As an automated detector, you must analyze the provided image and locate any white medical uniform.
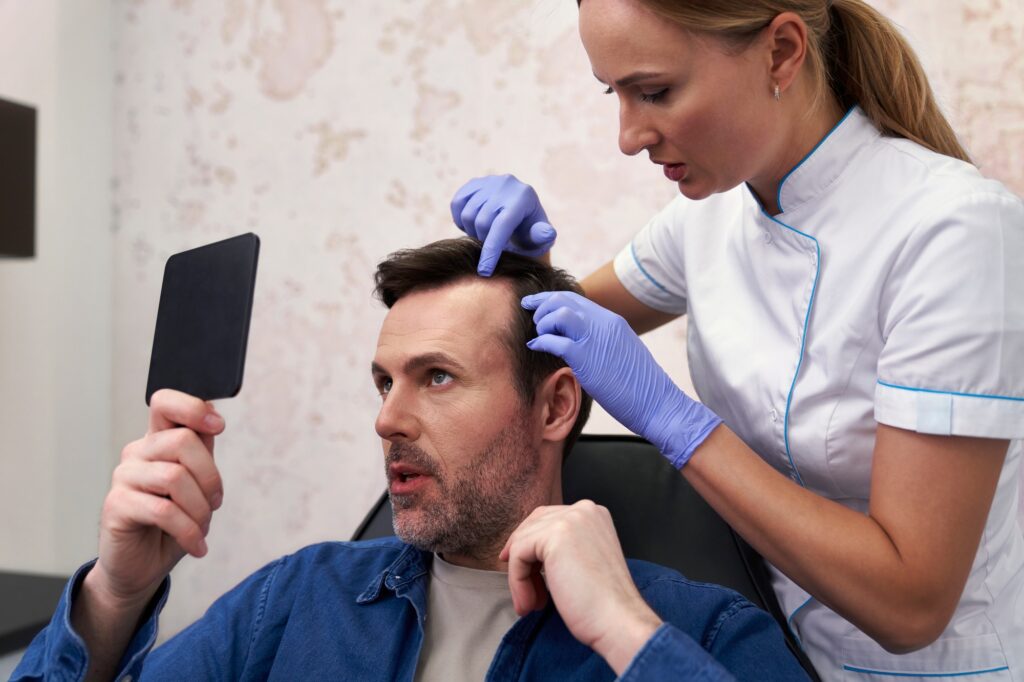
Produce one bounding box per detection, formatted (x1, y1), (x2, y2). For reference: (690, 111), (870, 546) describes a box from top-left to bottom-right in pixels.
(613, 107), (1024, 680)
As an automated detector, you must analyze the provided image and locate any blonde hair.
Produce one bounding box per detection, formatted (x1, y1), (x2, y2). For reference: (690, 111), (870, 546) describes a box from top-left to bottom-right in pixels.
(635, 0), (972, 163)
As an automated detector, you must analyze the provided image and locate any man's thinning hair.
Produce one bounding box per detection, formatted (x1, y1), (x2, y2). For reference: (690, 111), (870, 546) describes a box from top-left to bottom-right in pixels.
(373, 238), (592, 457)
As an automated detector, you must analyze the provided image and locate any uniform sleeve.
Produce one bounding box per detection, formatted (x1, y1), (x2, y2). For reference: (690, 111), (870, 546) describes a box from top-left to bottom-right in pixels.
(875, 190), (1024, 438)
(613, 196), (690, 315)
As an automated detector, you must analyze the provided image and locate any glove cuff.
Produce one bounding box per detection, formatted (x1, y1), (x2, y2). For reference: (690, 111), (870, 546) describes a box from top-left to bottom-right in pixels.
(648, 396), (722, 470)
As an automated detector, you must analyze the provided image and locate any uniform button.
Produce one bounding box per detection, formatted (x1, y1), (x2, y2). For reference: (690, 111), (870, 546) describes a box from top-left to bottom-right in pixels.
(769, 408), (779, 422)
(763, 231), (773, 244)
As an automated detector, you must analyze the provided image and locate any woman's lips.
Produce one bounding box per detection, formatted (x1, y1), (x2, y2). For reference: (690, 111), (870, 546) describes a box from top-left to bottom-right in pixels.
(663, 163), (687, 182)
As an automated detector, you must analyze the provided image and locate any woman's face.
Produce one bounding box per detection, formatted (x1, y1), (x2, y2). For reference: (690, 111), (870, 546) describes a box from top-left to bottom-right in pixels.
(579, 0), (780, 201)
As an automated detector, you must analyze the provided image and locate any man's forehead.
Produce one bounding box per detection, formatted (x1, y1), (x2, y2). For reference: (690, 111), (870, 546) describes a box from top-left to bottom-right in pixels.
(374, 278), (517, 366)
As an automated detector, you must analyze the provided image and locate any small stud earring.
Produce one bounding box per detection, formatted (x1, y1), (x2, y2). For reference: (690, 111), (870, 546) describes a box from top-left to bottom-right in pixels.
(774, 84), (781, 101)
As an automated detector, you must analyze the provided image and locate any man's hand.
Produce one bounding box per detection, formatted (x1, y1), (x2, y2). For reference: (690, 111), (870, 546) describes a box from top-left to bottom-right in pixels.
(500, 501), (663, 675)
(72, 389), (225, 681)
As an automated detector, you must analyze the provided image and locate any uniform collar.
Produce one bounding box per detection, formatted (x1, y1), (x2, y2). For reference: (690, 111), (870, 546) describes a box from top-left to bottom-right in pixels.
(764, 105), (879, 216)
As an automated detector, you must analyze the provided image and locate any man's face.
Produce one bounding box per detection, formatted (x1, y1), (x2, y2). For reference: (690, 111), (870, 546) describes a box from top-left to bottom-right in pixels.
(371, 278), (544, 559)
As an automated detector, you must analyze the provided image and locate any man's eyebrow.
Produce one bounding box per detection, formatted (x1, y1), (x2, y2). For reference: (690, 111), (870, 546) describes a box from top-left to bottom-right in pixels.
(370, 352), (467, 377)
(594, 71), (666, 88)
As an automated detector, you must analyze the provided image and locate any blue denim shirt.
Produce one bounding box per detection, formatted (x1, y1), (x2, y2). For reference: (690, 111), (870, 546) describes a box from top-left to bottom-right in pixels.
(14, 537), (808, 681)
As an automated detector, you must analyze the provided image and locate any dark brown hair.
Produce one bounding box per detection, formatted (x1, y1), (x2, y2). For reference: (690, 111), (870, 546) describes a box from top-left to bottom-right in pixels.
(374, 238), (593, 457)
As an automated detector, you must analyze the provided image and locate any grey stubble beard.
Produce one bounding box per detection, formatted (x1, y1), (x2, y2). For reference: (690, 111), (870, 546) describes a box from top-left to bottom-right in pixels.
(387, 410), (541, 561)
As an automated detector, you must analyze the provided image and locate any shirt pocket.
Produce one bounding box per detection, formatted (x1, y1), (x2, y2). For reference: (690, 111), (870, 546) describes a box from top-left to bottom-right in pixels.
(841, 633), (1010, 681)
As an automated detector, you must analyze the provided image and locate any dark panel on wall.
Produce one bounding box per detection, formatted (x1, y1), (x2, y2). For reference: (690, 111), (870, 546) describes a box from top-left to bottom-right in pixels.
(0, 97), (37, 258)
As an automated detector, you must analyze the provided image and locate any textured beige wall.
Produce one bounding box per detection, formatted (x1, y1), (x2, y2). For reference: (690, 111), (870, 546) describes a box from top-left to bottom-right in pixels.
(0, 0), (113, 576)
(106, 1), (1024, 638)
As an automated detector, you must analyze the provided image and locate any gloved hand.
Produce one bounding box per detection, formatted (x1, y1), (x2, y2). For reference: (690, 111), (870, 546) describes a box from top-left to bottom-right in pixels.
(450, 174), (558, 276)
(522, 291), (722, 468)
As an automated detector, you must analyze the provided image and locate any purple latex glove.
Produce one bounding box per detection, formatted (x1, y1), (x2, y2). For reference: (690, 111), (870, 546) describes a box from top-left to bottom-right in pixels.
(522, 291), (722, 468)
(450, 174), (557, 276)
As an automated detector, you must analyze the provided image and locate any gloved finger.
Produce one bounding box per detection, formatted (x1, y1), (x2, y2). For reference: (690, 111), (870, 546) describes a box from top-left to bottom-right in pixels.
(528, 291), (586, 327)
(472, 199), (506, 248)
(535, 305), (588, 341)
(526, 333), (575, 361)
(513, 221), (557, 257)
(521, 291), (556, 311)
(450, 178), (485, 230)
(478, 207), (522, 276)
(459, 192), (490, 241)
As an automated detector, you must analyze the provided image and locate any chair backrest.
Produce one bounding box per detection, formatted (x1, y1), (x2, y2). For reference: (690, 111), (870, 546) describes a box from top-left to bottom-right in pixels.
(352, 434), (819, 679)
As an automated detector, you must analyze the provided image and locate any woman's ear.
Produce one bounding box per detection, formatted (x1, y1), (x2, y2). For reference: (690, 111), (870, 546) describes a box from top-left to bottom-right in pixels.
(764, 11), (809, 96)
(537, 367), (582, 445)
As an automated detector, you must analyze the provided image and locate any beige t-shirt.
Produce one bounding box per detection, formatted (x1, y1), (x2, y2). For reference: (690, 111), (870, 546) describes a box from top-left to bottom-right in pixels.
(413, 554), (520, 682)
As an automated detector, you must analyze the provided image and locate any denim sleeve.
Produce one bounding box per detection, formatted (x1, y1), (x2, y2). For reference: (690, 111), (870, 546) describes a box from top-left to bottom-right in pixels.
(11, 559), (170, 682)
(620, 583), (810, 681)
(12, 556), (287, 681)
(617, 623), (736, 681)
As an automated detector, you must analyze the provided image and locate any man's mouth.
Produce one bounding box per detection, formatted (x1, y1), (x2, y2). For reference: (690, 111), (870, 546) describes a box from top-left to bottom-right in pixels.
(389, 471), (432, 496)
(387, 460), (436, 495)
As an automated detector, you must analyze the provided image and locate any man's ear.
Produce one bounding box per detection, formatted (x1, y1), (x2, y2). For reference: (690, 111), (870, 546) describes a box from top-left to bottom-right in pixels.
(537, 367), (582, 445)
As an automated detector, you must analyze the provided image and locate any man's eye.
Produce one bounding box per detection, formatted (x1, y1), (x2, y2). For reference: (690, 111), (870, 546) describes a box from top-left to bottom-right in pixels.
(639, 89), (668, 104)
(378, 378), (393, 396)
(430, 371), (453, 387)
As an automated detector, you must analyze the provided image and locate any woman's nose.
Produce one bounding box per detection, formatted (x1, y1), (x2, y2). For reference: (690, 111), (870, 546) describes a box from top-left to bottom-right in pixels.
(618, 106), (659, 156)
(374, 385), (421, 443)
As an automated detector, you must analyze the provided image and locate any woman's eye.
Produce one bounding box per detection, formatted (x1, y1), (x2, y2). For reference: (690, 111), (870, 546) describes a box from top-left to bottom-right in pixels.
(430, 371), (453, 387)
(639, 89), (667, 104)
(603, 86), (613, 95)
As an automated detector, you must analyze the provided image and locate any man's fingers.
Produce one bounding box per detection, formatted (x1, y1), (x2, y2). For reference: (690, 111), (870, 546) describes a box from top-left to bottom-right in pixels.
(115, 460), (213, 531)
(123, 428), (224, 511)
(118, 488), (209, 557)
(148, 389), (224, 436)
(506, 541), (545, 615)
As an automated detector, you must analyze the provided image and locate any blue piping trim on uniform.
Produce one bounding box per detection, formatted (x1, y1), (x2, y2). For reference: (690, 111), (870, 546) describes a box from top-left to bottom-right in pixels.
(785, 596), (813, 651)
(841, 665), (1010, 678)
(877, 380), (1024, 403)
(776, 106), (857, 213)
(630, 240), (670, 294)
(761, 211), (819, 488)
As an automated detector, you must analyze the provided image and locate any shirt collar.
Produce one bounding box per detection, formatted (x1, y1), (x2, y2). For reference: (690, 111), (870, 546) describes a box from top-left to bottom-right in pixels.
(768, 105), (879, 215)
(356, 542), (431, 604)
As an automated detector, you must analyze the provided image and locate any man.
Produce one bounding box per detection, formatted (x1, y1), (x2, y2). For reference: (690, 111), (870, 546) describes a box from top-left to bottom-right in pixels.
(15, 238), (807, 681)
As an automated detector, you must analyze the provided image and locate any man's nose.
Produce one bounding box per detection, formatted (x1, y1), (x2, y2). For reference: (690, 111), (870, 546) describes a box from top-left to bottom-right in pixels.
(374, 384), (421, 442)
(618, 105), (659, 156)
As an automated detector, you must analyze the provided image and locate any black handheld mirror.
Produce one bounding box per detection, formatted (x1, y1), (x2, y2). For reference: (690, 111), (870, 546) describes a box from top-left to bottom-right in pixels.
(145, 233), (260, 405)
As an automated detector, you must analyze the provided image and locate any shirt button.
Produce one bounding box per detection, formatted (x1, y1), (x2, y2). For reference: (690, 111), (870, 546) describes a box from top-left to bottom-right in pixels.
(121, 676), (133, 682)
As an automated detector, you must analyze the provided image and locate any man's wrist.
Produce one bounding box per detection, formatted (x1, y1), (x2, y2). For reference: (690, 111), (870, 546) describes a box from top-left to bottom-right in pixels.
(82, 565), (159, 613)
(591, 603), (664, 676)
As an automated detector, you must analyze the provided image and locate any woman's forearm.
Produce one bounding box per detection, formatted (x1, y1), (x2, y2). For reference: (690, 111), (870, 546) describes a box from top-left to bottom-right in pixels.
(682, 425), (1004, 653)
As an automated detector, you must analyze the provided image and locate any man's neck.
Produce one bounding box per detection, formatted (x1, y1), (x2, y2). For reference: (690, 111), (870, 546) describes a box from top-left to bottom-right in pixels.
(441, 484), (564, 572)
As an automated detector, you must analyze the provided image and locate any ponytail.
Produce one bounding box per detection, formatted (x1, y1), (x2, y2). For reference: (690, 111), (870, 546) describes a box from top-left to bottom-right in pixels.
(825, 0), (971, 162)
(634, 0), (972, 163)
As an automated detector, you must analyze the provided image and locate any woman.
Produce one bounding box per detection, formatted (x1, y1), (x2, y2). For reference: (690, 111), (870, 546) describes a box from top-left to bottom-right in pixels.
(453, 0), (1024, 678)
